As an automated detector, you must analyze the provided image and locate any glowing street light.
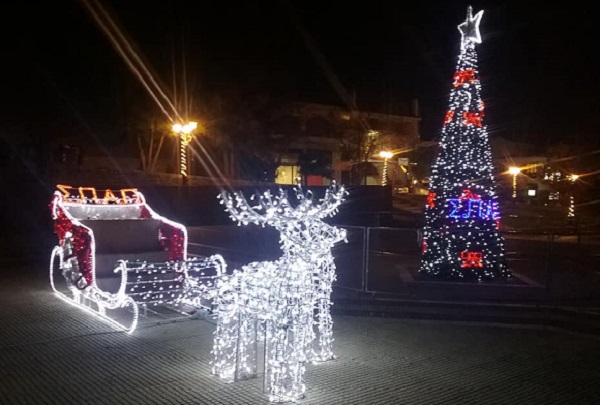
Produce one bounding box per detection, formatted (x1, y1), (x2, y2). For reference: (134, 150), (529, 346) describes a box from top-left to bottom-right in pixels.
(508, 166), (521, 200)
(172, 121), (198, 185)
(568, 174), (579, 220)
(379, 151), (394, 186)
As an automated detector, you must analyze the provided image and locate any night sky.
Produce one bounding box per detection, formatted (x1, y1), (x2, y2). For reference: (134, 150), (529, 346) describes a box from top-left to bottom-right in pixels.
(3, 0), (598, 148)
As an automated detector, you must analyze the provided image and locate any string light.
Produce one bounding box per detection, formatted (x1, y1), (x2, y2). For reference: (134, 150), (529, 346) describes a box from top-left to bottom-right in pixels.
(420, 6), (510, 281)
(567, 195), (575, 218)
(172, 122), (198, 181)
(567, 174), (578, 220)
(379, 151), (393, 186)
(447, 190), (499, 220)
(49, 185), (224, 334)
(211, 182), (347, 402)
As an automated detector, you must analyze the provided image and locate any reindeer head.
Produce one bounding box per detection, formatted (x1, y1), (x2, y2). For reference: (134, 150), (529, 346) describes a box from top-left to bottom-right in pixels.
(219, 182), (348, 255)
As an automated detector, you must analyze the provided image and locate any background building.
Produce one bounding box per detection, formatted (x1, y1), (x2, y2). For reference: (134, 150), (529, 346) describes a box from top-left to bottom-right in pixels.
(274, 101), (421, 187)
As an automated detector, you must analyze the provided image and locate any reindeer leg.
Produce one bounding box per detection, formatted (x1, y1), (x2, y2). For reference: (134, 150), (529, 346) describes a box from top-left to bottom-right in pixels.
(234, 314), (259, 380)
(313, 260), (336, 362)
(211, 277), (240, 380)
(266, 321), (308, 402)
(314, 297), (334, 362)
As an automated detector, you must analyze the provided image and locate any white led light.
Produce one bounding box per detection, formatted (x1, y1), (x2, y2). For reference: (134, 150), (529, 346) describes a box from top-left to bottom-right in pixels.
(211, 182), (347, 402)
(420, 7), (509, 280)
(49, 186), (224, 334)
(458, 6), (484, 49)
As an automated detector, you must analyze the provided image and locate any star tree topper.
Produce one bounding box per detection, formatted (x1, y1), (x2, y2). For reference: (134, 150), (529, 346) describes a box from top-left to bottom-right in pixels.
(458, 5), (483, 49)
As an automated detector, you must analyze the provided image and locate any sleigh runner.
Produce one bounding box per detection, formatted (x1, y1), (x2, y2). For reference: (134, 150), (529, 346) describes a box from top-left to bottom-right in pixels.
(49, 185), (225, 333)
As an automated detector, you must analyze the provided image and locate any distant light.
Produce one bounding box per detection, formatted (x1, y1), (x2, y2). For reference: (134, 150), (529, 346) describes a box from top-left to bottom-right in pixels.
(508, 166), (521, 175)
(172, 123), (183, 133)
(527, 189), (537, 197)
(570, 174), (579, 181)
(183, 122), (198, 134)
(379, 151), (393, 159)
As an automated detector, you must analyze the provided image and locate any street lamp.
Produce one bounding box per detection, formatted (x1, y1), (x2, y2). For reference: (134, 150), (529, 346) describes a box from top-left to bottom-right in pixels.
(172, 121), (198, 185)
(567, 174), (579, 220)
(379, 151), (394, 186)
(508, 166), (521, 200)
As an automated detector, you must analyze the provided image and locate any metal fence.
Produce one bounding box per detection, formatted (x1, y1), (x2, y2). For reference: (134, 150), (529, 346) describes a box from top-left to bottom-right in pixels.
(187, 224), (600, 305)
(334, 226), (600, 304)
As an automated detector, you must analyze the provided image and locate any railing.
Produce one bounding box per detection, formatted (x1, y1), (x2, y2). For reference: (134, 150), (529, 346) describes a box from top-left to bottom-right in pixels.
(187, 224), (600, 306)
(335, 226), (600, 305)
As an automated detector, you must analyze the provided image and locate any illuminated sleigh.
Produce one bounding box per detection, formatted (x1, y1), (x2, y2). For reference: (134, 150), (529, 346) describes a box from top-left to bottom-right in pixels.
(49, 185), (226, 334)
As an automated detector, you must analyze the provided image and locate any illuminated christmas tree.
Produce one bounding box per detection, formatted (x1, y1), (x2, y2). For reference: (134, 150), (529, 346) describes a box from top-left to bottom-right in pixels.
(419, 6), (510, 280)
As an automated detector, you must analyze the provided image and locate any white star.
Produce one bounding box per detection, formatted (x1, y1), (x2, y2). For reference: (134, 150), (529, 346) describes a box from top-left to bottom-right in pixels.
(458, 5), (484, 48)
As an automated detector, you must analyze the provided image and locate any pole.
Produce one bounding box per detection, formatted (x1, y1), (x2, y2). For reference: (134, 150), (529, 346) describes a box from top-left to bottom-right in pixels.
(173, 122), (197, 186)
(382, 158), (389, 186)
(512, 173), (517, 200)
(180, 134), (188, 185)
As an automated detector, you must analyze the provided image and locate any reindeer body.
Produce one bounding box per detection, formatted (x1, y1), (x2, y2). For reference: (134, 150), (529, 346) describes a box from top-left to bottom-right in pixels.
(211, 183), (347, 402)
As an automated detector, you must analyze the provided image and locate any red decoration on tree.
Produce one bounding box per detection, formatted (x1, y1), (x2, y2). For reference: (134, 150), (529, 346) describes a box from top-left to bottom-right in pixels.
(460, 251), (483, 268)
(453, 68), (476, 87)
(459, 189), (481, 200)
(462, 112), (483, 127)
(422, 239), (427, 255)
(444, 110), (455, 125)
(427, 192), (437, 208)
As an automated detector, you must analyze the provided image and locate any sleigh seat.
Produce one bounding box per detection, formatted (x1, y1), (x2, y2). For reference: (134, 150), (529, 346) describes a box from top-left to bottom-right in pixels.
(80, 218), (170, 294)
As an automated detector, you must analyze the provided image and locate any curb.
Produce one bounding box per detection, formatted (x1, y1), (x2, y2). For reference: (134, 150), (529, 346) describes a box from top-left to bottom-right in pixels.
(331, 296), (600, 337)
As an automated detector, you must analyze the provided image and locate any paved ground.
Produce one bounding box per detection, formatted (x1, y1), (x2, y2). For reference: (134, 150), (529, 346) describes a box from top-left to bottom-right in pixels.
(1, 264), (600, 405)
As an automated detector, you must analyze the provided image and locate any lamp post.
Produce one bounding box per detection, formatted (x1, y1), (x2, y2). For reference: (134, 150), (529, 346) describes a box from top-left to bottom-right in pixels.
(508, 166), (521, 201)
(172, 121), (197, 185)
(379, 151), (393, 186)
(567, 174), (579, 221)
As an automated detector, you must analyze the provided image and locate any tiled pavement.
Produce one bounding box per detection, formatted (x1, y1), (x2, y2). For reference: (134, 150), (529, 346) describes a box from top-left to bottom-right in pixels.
(1, 267), (600, 405)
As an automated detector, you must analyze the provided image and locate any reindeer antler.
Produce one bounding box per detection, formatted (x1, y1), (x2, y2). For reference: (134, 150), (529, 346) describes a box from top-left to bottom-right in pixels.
(220, 189), (275, 226)
(293, 181), (347, 219)
(219, 182), (347, 226)
(292, 184), (315, 213)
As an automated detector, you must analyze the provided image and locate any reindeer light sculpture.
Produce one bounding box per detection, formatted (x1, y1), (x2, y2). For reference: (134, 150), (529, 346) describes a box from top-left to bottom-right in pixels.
(212, 182), (347, 402)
